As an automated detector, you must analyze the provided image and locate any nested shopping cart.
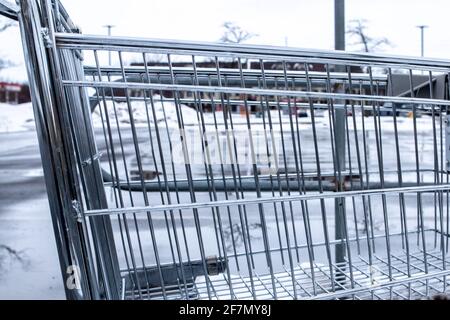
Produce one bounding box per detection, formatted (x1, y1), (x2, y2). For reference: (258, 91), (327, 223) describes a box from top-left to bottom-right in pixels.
(3, 0), (450, 300)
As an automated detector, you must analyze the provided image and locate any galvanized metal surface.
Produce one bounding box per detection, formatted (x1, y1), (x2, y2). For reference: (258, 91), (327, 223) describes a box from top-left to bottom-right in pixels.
(0, 0), (19, 20)
(3, 0), (450, 300)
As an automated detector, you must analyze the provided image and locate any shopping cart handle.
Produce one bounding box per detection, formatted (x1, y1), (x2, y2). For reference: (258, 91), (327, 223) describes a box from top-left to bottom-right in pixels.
(123, 256), (227, 292)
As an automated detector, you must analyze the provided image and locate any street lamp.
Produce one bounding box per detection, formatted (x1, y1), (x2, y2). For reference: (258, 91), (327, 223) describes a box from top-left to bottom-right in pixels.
(103, 24), (115, 65)
(416, 25), (428, 57)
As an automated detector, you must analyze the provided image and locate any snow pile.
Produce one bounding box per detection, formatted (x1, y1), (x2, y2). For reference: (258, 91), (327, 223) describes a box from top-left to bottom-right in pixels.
(0, 99), (441, 136)
(91, 95), (199, 128)
(0, 103), (35, 133)
(347, 115), (438, 134)
(0, 66), (29, 84)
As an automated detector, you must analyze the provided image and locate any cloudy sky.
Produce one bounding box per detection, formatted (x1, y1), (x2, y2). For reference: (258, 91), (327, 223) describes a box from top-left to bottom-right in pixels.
(0, 0), (449, 79)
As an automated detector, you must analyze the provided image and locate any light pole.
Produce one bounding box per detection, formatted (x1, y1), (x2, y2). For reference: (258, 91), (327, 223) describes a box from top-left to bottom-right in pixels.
(334, 0), (346, 274)
(416, 25), (428, 57)
(103, 24), (115, 65)
(335, 0), (345, 51)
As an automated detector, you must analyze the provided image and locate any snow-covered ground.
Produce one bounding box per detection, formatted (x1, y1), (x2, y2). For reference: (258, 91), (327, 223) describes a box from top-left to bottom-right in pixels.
(90, 95), (329, 131)
(0, 66), (29, 85)
(0, 130), (64, 299)
(86, 97), (443, 135)
(0, 98), (439, 135)
(0, 103), (35, 133)
(91, 95), (199, 128)
(0, 98), (444, 300)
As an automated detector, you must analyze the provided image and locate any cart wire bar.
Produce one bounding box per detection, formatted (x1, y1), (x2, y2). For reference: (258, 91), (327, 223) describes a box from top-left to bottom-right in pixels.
(3, 0), (450, 300)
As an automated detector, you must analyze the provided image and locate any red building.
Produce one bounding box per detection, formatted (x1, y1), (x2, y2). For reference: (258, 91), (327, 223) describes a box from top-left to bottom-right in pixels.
(0, 66), (31, 104)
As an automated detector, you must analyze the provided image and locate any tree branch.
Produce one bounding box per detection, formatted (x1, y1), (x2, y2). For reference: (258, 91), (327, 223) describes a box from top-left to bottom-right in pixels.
(0, 21), (14, 33)
(220, 21), (258, 44)
(346, 19), (392, 53)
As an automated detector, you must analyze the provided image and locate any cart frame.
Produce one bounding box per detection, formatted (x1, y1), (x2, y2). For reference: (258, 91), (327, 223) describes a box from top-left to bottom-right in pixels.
(2, 0), (450, 300)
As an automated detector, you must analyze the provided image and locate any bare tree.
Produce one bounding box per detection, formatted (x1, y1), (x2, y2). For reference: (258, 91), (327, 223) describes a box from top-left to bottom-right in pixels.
(346, 19), (391, 53)
(220, 21), (258, 44)
(219, 22), (258, 70)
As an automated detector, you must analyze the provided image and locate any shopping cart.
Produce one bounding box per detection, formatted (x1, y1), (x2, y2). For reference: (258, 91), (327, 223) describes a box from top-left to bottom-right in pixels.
(3, 0), (450, 300)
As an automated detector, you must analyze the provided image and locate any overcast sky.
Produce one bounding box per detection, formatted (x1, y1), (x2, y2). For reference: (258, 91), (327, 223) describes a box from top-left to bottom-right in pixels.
(1, 0), (449, 78)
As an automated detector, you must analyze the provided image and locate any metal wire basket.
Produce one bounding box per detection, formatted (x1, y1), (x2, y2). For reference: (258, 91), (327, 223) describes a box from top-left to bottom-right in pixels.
(3, 0), (450, 300)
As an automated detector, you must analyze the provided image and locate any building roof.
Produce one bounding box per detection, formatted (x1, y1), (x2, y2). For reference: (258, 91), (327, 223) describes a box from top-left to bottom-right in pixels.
(0, 65), (28, 84)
